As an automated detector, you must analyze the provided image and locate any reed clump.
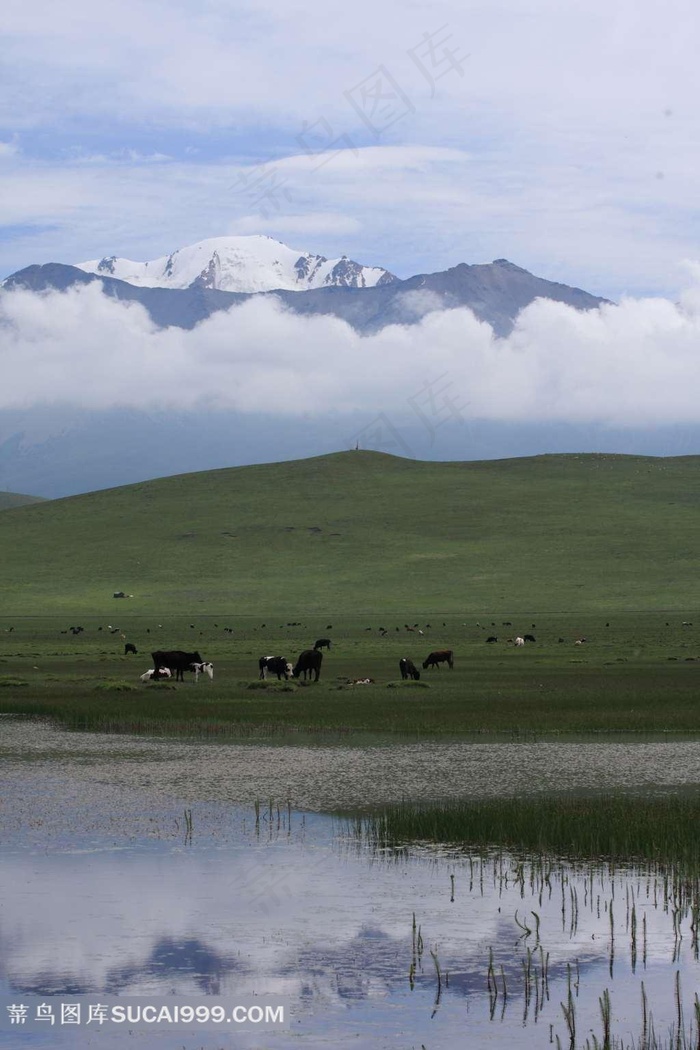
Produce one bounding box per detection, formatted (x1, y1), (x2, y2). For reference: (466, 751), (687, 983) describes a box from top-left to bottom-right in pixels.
(360, 793), (700, 871)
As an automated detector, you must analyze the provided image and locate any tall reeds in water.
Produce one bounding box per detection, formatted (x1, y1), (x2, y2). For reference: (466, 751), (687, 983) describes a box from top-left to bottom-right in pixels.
(358, 793), (700, 874)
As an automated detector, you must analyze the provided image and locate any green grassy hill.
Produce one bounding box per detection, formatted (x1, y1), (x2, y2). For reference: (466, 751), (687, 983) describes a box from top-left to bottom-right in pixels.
(1, 450), (699, 614)
(0, 491), (44, 511)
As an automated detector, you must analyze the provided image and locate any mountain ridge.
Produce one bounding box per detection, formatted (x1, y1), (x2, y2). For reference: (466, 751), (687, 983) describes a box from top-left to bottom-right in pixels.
(3, 251), (611, 338)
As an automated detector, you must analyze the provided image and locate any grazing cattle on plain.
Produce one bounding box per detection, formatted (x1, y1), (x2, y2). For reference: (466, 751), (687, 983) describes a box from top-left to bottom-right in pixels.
(293, 649), (323, 681)
(574, 638), (586, 646)
(314, 638), (332, 650)
(523, 634), (536, 643)
(192, 661), (214, 682)
(399, 657), (421, 680)
(151, 650), (203, 682)
(486, 636), (498, 644)
(124, 642), (138, 656)
(140, 667), (172, 682)
(514, 637), (525, 647)
(259, 656), (292, 680)
(422, 650), (454, 670)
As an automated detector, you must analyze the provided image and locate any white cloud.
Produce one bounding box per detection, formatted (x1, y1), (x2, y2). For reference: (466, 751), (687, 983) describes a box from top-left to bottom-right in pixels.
(228, 211), (362, 238)
(2, 274), (700, 426)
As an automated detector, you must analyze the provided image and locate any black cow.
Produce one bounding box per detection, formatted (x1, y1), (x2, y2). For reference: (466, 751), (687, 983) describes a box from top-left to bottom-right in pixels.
(259, 655), (292, 680)
(314, 638), (332, 650)
(151, 650), (203, 682)
(399, 657), (420, 680)
(422, 649), (454, 670)
(486, 636), (498, 643)
(523, 634), (536, 643)
(293, 649), (323, 681)
(124, 642), (138, 655)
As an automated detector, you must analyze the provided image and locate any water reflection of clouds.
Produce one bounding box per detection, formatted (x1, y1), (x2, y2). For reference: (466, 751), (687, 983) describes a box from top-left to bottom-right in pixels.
(0, 836), (696, 1029)
(3, 721), (700, 1048)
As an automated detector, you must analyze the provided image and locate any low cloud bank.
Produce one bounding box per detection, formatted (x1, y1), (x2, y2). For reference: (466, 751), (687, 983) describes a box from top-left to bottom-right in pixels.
(2, 272), (700, 426)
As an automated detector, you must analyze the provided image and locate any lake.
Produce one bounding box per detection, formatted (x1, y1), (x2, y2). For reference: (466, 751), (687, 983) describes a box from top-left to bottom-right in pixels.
(2, 718), (700, 1048)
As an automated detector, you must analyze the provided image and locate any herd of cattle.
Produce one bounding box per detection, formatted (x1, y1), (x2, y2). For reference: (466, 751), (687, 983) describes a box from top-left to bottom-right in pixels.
(135, 646), (457, 684)
(129, 628), (598, 683)
(104, 624), (606, 684)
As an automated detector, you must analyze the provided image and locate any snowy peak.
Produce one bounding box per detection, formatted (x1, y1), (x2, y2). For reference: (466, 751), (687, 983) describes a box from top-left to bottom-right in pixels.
(76, 236), (397, 294)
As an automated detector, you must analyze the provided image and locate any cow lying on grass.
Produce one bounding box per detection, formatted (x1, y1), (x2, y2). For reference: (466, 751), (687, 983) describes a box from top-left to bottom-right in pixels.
(140, 667), (172, 682)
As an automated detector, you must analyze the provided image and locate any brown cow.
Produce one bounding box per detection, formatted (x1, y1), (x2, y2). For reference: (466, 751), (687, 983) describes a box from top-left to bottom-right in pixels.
(422, 649), (454, 670)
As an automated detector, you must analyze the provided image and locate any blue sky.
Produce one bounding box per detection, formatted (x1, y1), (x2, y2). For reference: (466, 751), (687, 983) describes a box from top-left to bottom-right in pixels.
(1, 0), (698, 299)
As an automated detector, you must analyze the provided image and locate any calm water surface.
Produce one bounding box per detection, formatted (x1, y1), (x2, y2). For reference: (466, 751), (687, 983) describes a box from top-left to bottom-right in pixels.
(2, 718), (700, 1048)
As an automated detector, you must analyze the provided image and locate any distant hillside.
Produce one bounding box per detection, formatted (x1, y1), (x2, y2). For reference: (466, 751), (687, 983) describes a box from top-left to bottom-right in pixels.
(0, 491), (45, 511)
(0, 451), (698, 615)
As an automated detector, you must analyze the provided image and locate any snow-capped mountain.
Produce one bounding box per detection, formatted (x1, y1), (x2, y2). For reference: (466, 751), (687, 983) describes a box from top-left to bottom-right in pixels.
(10, 256), (610, 338)
(75, 235), (397, 294)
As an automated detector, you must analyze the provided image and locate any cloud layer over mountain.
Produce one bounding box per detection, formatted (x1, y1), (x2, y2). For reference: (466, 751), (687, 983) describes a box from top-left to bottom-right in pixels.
(2, 272), (700, 427)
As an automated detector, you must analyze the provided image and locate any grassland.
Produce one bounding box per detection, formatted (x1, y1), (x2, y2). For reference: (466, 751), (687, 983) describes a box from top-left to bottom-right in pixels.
(0, 450), (699, 614)
(1, 610), (699, 735)
(0, 450), (698, 736)
(0, 491), (44, 511)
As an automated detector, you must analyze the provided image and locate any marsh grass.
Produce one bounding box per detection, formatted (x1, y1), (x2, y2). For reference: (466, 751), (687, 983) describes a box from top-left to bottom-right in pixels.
(360, 793), (700, 871)
(580, 982), (700, 1049)
(93, 681), (139, 693)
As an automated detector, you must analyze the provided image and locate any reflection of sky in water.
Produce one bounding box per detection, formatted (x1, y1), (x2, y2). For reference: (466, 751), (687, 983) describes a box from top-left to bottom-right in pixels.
(1, 719), (700, 1048)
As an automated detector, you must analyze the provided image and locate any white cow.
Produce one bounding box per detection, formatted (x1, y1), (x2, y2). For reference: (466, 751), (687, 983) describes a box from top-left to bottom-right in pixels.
(514, 636), (525, 647)
(192, 661), (214, 682)
(140, 667), (172, 682)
